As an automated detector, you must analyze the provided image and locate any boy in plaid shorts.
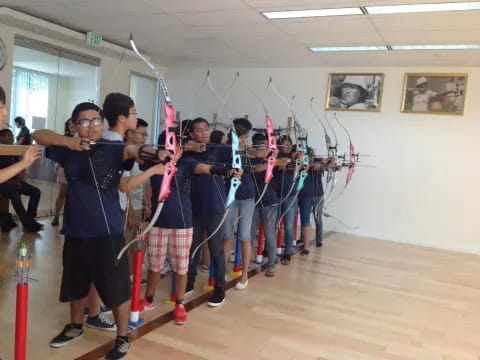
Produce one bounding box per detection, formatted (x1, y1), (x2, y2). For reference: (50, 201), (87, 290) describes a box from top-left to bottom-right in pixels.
(140, 131), (241, 324)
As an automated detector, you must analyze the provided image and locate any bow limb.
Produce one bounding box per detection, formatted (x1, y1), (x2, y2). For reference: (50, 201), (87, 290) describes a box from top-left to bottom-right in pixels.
(116, 35), (179, 261)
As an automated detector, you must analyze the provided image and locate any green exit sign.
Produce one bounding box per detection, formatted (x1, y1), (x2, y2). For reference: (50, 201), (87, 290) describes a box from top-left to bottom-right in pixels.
(86, 31), (102, 47)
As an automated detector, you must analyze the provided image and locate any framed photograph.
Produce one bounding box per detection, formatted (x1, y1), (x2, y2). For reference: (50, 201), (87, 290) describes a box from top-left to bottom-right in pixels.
(401, 73), (467, 115)
(326, 73), (384, 112)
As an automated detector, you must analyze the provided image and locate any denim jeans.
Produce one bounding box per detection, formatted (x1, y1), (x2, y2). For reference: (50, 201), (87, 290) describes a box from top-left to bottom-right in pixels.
(251, 205), (279, 268)
(299, 196), (314, 228)
(279, 195), (298, 255)
(223, 198), (255, 241)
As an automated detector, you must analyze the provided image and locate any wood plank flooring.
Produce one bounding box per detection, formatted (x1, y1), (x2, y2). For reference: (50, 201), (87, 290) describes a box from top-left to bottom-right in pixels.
(3, 221), (480, 360)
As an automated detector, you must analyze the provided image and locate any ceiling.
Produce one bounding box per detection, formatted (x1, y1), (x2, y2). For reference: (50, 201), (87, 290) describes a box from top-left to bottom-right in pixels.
(2, 0), (480, 67)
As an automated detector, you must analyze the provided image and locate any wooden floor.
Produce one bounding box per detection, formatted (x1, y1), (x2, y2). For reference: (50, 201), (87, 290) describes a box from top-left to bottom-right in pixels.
(3, 224), (480, 360)
(128, 235), (480, 360)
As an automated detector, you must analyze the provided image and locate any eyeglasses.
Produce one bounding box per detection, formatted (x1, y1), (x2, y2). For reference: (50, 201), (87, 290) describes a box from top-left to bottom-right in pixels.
(77, 117), (103, 127)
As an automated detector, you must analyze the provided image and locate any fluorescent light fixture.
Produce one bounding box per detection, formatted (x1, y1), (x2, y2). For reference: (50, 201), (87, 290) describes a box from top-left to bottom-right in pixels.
(262, 7), (363, 19)
(309, 45), (388, 52)
(392, 44), (480, 50)
(365, 1), (480, 15)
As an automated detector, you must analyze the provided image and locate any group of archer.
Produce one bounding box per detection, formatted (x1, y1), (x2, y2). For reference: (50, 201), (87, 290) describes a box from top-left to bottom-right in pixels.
(1, 83), (337, 359)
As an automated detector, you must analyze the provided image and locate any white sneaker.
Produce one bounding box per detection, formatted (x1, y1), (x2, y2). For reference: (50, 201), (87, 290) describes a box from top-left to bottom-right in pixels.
(160, 258), (172, 276)
(235, 280), (248, 290)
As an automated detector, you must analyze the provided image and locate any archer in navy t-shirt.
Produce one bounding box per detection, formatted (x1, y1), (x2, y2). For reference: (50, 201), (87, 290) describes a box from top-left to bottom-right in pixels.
(149, 157), (199, 229)
(46, 140), (131, 238)
(185, 143), (230, 216)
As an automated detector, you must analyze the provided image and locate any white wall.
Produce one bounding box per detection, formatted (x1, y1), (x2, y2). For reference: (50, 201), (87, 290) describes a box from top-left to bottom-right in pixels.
(166, 66), (480, 254)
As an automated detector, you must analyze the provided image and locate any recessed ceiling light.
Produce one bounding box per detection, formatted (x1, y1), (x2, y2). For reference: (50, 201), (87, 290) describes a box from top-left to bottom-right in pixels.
(391, 44), (480, 50)
(262, 7), (363, 20)
(365, 2), (480, 15)
(309, 45), (388, 52)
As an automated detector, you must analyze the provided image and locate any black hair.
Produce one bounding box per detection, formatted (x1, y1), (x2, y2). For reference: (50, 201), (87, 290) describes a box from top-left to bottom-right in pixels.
(233, 118), (252, 136)
(157, 131), (166, 147)
(252, 133), (266, 145)
(102, 93), (134, 128)
(71, 102), (102, 124)
(180, 119), (193, 139)
(279, 135), (292, 145)
(210, 130), (225, 144)
(64, 118), (73, 137)
(0, 86), (5, 104)
(0, 129), (13, 138)
(14, 116), (25, 126)
(226, 117), (252, 144)
(136, 118), (148, 128)
(190, 117), (209, 132)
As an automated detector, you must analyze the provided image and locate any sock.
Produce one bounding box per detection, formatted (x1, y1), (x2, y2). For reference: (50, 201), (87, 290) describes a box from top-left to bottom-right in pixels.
(175, 299), (184, 305)
(146, 295), (154, 303)
(72, 323), (83, 330)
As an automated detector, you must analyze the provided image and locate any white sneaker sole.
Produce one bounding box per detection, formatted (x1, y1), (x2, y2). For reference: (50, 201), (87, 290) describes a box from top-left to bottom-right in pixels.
(49, 333), (84, 348)
(207, 298), (225, 307)
(86, 323), (117, 332)
(235, 280), (248, 290)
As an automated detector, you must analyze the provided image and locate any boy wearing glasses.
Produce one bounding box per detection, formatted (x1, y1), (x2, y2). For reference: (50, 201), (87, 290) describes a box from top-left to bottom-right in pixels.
(33, 101), (171, 360)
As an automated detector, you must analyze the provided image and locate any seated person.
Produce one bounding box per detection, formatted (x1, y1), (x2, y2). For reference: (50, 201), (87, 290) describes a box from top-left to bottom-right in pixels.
(0, 129), (42, 232)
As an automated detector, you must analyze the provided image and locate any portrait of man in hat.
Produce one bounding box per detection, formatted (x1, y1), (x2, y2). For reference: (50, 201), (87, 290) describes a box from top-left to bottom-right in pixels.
(327, 73), (384, 112)
(402, 74), (467, 114)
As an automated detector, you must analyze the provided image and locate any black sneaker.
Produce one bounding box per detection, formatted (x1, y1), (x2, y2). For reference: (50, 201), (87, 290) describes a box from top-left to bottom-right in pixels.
(51, 216), (59, 226)
(300, 249), (310, 256)
(207, 288), (225, 307)
(49, 324), (84, 348)
(316, 242), (322, 248)
(104, 336), (130, 360)
(86, 312), (117, 331)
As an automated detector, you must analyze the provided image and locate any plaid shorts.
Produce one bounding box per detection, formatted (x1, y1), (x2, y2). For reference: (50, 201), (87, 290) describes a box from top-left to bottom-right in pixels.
(147, 227), (193, 275)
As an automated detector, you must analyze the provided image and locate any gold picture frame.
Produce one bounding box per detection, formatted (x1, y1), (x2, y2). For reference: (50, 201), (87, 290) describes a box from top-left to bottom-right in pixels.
(401, 73), (468, 115)
(326, 73), (384, 112)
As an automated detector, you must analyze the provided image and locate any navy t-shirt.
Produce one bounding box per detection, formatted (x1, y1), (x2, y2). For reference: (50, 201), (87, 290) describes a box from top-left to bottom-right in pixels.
(46, 140), (129, 238)
(185, 143), (230, 216)
(275, 165), (298, 200)
(17, 127), (31, 145)
(149, 157), (198, 229)
(299, 168), (324, 199)
(252, 158), (279, 207)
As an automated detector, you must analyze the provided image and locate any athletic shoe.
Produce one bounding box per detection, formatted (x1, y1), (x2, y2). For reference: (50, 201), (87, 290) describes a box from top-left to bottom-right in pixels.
(160, 258), (172, 276)
(104, 336), (130, 360)
(139, 298), (155, 311)
(49, 324), (84, 348)
(86, 312), (117, 331)
(173, 304), (187, 325)
(235, 280), (248, 290)
(207, 288), (225, 307)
